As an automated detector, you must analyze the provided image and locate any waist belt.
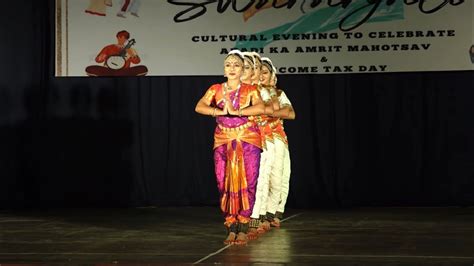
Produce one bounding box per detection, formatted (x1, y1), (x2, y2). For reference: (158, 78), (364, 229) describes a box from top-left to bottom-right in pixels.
(269, 120), (281, 128)
(218, 121), (253, 132)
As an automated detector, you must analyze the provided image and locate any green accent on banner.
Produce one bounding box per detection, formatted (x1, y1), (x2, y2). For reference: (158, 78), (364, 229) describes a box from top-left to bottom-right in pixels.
(235, 1), (404, 50)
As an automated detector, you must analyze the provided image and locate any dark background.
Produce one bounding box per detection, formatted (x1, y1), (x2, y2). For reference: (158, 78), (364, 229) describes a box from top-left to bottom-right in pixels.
(1, 1), (473, 209)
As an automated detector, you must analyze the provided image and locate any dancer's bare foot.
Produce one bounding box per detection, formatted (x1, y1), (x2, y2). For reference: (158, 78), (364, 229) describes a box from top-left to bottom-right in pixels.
(223, 232), (236, 245)
(261, 220), (271, 231)
(247, 227), (258, 240)
(271, 217), (281, 228)
(256, 224), (266, 235)
(234, 232), (248, 245)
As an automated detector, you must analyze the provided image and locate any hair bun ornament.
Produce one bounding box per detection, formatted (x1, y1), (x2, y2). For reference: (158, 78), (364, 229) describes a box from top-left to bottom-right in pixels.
(242, 51), (255, 61)
(250, 51), (261, 59)
(226, 49), (245, 61)
(228, 49), (243, 56)
(261, 57), (277, 74)
(261, 57), (273, 66)
(242, 51), (257, 68)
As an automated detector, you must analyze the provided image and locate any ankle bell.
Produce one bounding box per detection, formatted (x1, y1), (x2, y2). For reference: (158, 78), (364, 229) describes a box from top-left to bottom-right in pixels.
(249, 218), (260, 228)
(226, 223), (238, 234)
(265, 212), (275, 222)
(238, 222), (249, 234)
(275, 211), (283, 219)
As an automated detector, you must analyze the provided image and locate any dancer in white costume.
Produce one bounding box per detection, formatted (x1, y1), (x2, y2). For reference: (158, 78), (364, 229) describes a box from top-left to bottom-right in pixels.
(241, 52), (275, 240)
(262, 57), (295, 227)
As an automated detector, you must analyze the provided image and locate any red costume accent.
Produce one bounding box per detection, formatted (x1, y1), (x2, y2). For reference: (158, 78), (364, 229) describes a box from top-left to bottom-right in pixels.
(121, 0), (131, 12)
(95, 44), (141, 68)
(85, 44), (147, 77)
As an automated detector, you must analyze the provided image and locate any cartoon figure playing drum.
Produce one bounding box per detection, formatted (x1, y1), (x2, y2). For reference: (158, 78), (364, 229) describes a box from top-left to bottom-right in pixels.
(86, 30), (148, 76)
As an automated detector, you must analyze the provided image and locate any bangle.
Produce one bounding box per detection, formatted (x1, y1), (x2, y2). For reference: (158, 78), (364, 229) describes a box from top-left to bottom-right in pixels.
(238, 109), (242, 117)
(212, 107), (216, 117)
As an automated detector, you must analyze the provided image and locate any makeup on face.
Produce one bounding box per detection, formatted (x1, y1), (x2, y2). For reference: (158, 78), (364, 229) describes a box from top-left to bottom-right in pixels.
(260, 65), (272, 85)
(224, 56), (243, 80)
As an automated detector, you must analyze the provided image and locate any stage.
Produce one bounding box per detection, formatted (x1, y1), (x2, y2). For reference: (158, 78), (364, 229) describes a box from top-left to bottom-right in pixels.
(0, 207), (472, 265)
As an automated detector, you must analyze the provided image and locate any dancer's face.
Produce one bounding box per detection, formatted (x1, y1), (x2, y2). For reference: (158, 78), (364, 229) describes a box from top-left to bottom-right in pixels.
(224, 55), (243, 81)
(260, 65), (272, 86)
(252, 60), (262, 83)
(241, 59), (254, 83)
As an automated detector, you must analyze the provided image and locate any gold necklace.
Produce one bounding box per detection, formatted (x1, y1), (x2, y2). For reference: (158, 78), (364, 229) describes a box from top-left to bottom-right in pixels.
(223, 82), (241, 108)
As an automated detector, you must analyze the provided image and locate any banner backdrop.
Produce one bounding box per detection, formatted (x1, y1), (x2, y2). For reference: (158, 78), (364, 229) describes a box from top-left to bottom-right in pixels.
(56, 0), (474, 76)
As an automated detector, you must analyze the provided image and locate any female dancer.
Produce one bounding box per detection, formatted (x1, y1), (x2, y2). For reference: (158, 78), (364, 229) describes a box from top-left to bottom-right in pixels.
(195, 50), (265, 245)
(241, 52), (274, 240)
(261, 57), (295, 227)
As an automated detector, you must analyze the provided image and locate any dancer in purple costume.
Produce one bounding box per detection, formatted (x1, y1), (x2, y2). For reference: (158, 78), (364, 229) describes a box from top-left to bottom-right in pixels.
(195, 50), (265, 245)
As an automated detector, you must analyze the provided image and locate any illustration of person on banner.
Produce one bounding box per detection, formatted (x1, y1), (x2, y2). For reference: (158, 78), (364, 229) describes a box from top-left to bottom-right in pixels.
(117, 0), (142, 18)
(85, 30), (148, 76)
(85, 0), (113, 17)
(195, 50), (265, 245)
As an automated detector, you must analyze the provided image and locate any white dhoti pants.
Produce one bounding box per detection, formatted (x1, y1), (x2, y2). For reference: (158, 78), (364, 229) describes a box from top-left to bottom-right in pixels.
(251, 140), (274, 219)
(277, 145), (291, 214)
(266, 137), (286, 215)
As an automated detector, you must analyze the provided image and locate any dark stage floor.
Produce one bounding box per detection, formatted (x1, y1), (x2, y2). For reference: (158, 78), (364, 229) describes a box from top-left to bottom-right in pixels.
(0, 207), (473, 265)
